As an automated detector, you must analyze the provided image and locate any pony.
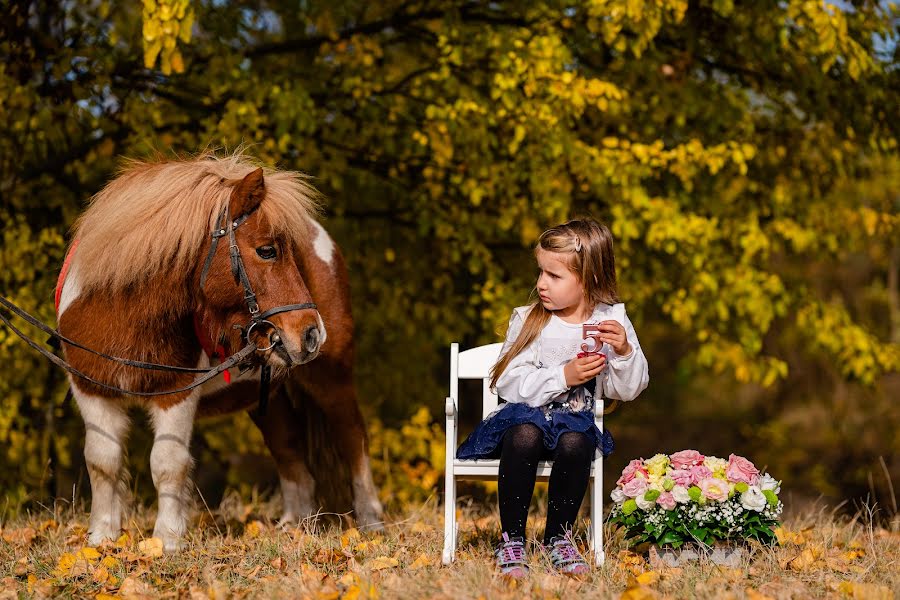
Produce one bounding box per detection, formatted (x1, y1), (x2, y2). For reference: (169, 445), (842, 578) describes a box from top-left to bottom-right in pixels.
(56, 152), (383, 551)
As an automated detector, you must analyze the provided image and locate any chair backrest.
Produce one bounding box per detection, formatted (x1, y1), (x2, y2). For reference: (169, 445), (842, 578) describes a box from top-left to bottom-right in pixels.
(450, 342), (504, 420)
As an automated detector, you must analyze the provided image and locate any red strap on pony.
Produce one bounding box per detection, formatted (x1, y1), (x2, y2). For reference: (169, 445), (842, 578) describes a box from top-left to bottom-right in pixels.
(192, 314), (231, 384)
(55, 239), (80, 314)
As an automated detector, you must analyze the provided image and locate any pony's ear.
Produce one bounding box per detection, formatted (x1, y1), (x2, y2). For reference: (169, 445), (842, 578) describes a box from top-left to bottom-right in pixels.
(229, 168), (266, 217)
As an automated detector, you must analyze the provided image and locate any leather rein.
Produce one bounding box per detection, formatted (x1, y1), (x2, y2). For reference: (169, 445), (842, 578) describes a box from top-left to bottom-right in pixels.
(0, 202), (317, 412)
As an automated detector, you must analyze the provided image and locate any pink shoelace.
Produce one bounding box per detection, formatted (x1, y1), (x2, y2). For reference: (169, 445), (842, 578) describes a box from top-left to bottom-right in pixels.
(548, 536), (588, 572)
(496, 533), (526, 571)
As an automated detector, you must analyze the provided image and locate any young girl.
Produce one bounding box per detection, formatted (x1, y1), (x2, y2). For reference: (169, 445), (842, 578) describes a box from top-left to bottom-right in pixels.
(456, 218), (649, 577)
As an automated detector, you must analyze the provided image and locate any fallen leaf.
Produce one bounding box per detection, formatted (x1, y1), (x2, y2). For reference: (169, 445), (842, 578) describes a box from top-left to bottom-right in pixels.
(636, 570), (660, 585)
(269, 557), (283, 571)
(119, 576), (156, 600)
(410, 522), (432, 534)
(93, 565), (111, 584)
(342, 585), (361, 600)
(620, 583), (659, 600)
(115, 533), (132, 548)
(2, 527), (36, 546)
(368, 556), (399, 571)
(341, 528), (361, 548)
(39, 519), (58, 532)
(137, 538), (164, 558)
(300, 564), (328, 581)
(409, 554), (430, 570)
(338, 572), (360, 587)
(837, 582), (892, 600)
(244, 520), (264, 539)
(788, 545), (823, 571)
(77, 546), (102, 560)
(95, 594), (119, 600)
(100, 556), (119, 569)
(745, 588), (774, 600)
(773, 526), (810, 546)
(13, 557), (28, 576)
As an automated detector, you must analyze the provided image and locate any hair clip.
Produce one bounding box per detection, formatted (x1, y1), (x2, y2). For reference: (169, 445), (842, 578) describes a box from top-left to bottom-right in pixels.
(573, 237), (582, 252)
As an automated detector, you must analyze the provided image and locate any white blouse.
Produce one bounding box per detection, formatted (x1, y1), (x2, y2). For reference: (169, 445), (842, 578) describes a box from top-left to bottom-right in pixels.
(495, 303), (649, 408)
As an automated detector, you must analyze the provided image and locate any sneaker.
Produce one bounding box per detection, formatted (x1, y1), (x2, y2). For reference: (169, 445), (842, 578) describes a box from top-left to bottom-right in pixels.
(496, 532), (528, 578)
(545, 534), (590, 576)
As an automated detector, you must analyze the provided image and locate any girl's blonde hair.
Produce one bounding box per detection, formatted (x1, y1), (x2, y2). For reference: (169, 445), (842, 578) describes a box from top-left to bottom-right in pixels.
(489, 218), (619, 389)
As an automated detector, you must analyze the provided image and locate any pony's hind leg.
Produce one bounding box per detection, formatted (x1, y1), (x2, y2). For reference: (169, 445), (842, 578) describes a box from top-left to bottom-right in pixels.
(250, 388), (318, 526)
(299, 370), (384, 531)
(72, 385), (131, 546)
(147, 392), (199, 553)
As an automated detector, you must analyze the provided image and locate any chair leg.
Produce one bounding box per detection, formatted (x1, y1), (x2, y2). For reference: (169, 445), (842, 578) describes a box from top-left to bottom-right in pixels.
(592, 456), (605, 566)
(442, 473), (456, 565)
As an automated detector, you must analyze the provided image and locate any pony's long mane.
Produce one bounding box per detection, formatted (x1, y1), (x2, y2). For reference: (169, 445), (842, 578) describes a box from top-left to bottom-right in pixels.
(69, 151), (321, 294)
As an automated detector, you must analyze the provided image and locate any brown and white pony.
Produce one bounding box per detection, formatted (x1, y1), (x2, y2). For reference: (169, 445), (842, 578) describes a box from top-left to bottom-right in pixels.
(56, 153), (382, 551)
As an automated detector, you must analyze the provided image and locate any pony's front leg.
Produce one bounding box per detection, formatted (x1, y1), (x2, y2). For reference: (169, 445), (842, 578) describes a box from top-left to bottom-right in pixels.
(73, 385), (131, 546)
(148, 392), (199, 553)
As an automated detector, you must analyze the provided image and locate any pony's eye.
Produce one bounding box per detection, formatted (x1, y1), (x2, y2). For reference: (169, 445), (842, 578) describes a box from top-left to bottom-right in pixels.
(256, 245), (277, 260)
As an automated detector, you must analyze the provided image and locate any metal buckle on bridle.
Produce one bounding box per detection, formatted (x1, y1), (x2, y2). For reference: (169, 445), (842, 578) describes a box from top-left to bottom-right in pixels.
(245, 319), (278, 352)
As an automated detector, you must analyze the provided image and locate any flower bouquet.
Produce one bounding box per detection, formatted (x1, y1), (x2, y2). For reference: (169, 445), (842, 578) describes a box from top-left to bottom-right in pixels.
(608, 450), (782, 550)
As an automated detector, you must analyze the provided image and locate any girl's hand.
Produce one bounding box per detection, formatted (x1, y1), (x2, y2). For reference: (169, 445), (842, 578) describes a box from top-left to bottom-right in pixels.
(564, 354), (607, 387)
(597, 320), (631, 356)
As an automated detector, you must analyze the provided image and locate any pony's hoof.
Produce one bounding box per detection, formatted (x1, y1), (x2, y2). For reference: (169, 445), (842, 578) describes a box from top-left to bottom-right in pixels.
(160, 536), (186, 554)
(87, 529), (118, 547)
(355, 506), (385, 532)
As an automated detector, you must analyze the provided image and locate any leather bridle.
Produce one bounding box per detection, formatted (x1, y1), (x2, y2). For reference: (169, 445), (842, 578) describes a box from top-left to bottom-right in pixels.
(0, 201), (320, 414)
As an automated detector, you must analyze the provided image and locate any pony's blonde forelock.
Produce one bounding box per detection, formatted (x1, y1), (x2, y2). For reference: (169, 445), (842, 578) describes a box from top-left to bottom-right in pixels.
(69, 150), (321, 294)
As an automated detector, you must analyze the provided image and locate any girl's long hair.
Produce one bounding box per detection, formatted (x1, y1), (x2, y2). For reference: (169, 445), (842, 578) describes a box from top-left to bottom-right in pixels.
(489, 218), (619, 389)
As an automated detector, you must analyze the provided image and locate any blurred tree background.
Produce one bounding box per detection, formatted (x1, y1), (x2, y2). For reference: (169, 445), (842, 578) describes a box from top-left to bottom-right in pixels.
(1, 0), (898, 520)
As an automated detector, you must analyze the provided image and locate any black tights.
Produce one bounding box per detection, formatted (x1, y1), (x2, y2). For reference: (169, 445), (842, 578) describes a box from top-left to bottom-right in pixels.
(498, 423), (594, 544)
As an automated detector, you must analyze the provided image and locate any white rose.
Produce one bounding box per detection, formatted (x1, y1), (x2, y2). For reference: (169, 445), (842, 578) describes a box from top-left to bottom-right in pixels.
(671, 485), (690, 504)
(759, 473), (781, 494)
(610, 488), (627, 504)
(740, 486), (767, 512)
(636, 495), (655, 511)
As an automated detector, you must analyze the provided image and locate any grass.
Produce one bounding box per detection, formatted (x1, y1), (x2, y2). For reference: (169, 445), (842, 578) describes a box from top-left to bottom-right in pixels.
(1, 492), (898, 599)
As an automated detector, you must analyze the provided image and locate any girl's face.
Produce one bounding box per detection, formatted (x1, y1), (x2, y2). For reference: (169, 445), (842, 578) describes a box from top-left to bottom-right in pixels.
(535, 248), (588, 322)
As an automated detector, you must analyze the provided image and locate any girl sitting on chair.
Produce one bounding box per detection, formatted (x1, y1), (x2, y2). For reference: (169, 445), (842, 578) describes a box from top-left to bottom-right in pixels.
(456, 218), (649, 577)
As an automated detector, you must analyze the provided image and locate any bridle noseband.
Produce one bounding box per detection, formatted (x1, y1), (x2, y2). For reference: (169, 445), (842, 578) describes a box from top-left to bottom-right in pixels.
(199, 203), (318, 350)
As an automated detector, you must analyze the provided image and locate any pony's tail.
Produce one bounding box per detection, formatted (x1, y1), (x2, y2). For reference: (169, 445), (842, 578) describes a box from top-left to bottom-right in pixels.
(282, 379), (355, 522)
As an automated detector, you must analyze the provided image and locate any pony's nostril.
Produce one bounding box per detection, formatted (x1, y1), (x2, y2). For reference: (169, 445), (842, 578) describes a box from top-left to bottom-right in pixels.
(303, 325), (319, 352)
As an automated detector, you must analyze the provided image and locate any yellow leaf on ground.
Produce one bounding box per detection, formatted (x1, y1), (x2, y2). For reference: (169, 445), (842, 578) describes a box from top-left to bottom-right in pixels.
(100, 556), (119, 569)
(244, 520), (264, 538)
(338, 572), (360, 587)
(636, 571), (660, 585)
(115, 533), (132, 548)
(54, 553), (77, 577)
(773, 526), (809, 546)
(409, 554), (430, 570)
(77, 547), (101, 560)
(343, 585), (363, 600)
(96, 594), (118, 600)
(93, 565), (111, 584)
(837, 582), (892, 600)
(788, 545), (823, 571)
(138, 537), (164, 558)
(39, 519), (58, 532)
(354, 541), (371, 552)
(745, 588), (775, 600)
(620, 584), (659, 599)
(341, 527), (361, 548)
(369, 556), (399, 571)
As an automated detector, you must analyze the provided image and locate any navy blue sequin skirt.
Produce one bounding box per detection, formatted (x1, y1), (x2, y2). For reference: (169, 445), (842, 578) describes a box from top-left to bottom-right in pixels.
(456, 401), (614, 461)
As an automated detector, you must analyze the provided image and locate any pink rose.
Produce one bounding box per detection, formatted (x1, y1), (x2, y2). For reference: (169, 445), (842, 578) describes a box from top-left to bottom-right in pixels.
(726, 454), (760, 485)
(617, 459), (649, 486)
(622, 477), (649, 498)
(670, 450), (706, 470)
(689, 465), (713, 485)
(671, 469), (693, 488)
(656, 492), (676, 510)
(699, 478), (729, 502)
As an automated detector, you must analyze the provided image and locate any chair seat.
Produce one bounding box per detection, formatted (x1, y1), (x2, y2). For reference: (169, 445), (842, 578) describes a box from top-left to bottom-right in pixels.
(452, 459), (597, 480)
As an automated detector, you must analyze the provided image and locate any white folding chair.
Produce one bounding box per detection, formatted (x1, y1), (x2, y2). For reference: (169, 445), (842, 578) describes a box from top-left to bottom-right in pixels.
(442, 342), (606, 566)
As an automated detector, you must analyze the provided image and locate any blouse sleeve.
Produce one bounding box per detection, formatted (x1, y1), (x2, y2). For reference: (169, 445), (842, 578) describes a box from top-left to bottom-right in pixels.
(600, 309), (649, 401)
(494, 309), (569, 408)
